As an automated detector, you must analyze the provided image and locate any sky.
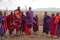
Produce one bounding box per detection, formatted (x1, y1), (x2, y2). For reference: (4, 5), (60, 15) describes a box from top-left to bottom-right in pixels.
(0, 0), (60, 10)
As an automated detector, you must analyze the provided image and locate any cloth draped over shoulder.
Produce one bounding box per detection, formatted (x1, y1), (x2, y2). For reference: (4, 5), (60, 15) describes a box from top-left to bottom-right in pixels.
(43, 15), (51, 34)
(26, 11), (36, 25)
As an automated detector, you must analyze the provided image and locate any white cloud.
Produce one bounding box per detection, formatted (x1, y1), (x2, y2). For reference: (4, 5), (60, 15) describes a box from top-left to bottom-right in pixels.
(0, 0), (60, 10)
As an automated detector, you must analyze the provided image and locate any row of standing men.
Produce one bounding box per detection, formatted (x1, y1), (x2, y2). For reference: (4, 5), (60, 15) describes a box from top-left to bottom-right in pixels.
(43, 12), (60, 38)
(1, 6), (60, 39)
(0, 7), (39, 39)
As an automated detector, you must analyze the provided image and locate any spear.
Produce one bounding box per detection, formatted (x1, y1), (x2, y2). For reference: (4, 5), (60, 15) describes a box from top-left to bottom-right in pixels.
(6, 7), (7, 15)
(24, 5), (27, 16)
(25, 5), (27, 11)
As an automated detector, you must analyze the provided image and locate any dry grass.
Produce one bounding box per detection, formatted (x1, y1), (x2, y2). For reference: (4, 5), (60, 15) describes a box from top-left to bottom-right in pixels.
(4, 26), (60, 40)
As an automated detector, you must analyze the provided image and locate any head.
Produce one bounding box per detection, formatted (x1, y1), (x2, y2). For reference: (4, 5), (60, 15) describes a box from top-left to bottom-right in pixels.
(0, 11), (2, 16)
(56, 13), (59, 16)
(4, 11), (6, 16)
(36, 15), (38, 18)
(44, 11), (47, 15)
(17, 6), (20, 10)
(11, 11), (13, 15)
(51, 13), (55, 17)
(29, 7), (32, 11)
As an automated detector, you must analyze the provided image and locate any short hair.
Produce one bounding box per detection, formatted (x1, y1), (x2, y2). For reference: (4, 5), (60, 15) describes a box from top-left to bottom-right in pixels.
(0, 11), (2, 13)
(29, 7), (31, 9)
(45, 11), (47, 13)
(44, 11), (47, 15)
(51, 13), (55, 17)
(18, 6), (20, 8)
(11, 11), (13, 14)
(56, 13), (59, 16)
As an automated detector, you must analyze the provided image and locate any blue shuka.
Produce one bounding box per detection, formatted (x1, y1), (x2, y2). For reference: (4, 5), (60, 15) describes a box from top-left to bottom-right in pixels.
(0, 15), (4, 35)
(43, 15), (51, 34)
(55, 19), (60, 36)
(26, 11), (36, 25)
(26, 11), (36, 28)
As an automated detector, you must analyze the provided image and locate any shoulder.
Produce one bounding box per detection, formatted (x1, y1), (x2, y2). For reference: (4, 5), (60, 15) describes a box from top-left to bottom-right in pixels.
(26, 11), (29, 14)
(14, 9), (17, 12)
(31, 11), (33, 12)
(26, 11), (29, 13)
(47, 15), (51, 17)
(15, 9), (22, 12)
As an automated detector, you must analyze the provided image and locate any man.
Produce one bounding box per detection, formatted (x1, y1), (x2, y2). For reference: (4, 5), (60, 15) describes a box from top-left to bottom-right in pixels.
(43, 11), (51, 36)
(7, 12), (14, 36)
(54, 13), (60, 38)
(3, 11), (8, 36)
(26, 7), (35, 34)
(14, 7), (22, 16)
(33, 15), (39, 35)
(50, 13), (55, 38)
(20, 12), (25, 35)
(0, 11), (4, 39)
(14, 7), (22, 35)
(54, 13), (60, 25)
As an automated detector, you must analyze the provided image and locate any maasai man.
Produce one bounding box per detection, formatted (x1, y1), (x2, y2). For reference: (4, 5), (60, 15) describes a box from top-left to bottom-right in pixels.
(7, 12), (14, 36)
(43, 11), (51, 36)
(20, 12), (25, 35)
(50, 13), (55, 38)
(3, 11), (8, 36)
(0, 11), (4, 39)
(56, 18), (60, 38)
(33, 15), (39, 35)
(14, 7), (22, 35)
(54, 13), (60, 38)
(26, 7), (35, 34)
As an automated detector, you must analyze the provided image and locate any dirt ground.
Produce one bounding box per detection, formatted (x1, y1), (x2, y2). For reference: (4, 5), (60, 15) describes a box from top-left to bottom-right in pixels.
(2, 26), (60, 40)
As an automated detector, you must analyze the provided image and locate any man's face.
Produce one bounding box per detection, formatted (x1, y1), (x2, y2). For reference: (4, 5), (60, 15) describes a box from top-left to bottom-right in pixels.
(4, 12), (6, 16)
(29, 7), (31, 11)
(4, 13), (6, 16)
(11, 12), (13, 15)
(0, 11), (2, 15)
(56, 13), (59, 16)
(45, 12), (47, 15)
(18, 7), (20, 10)
(52, 14), (55, 17)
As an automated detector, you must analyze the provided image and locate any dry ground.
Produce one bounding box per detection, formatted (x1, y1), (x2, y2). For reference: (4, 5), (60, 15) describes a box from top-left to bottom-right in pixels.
(2, 26), (60, 40)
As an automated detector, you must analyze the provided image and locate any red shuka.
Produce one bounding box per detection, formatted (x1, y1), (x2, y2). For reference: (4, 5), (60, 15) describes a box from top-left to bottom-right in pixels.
(14, 9), (22, 31)
(3, 16), (8, 32)
(50, 17), (56, 35)
(6, 14), (14, 32)
(24, 19), (31, 35)
(14, 9), (22, 21)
